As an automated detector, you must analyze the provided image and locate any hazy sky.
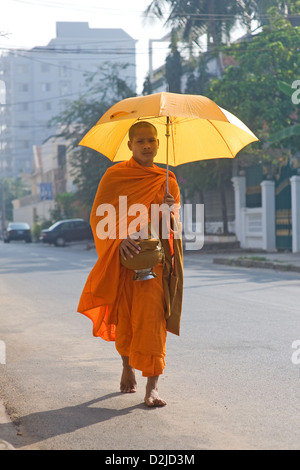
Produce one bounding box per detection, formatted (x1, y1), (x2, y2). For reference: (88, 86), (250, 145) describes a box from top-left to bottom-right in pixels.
(1, 0), (171, 93)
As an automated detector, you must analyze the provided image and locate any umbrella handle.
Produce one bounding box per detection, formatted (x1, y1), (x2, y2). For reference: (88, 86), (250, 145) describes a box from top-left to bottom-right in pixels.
(166, 116), (170, 193)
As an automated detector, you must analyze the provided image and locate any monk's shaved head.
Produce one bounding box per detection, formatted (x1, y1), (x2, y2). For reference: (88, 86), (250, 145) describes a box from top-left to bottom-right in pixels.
(128, 121), (157, 141)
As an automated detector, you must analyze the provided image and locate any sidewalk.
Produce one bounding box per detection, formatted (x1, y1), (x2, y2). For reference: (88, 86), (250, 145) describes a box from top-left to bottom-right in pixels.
(211, 250), (300, 273)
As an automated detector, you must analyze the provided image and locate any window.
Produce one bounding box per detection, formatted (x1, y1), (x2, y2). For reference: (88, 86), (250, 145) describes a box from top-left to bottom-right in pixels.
(17, 102), (29, 112)
(17, 83), (29, 92)
(17, 140), (30, 149)
(74, 221), (88, 229)
(41, 102), (52, 111)
(59, 62), (71, 78)
(16, 64), (29, 74)
(60, 222), (74, 231)
(57, 145), (66, 167)
(59, 81), (71, 96)
(41, 83), (51, 92)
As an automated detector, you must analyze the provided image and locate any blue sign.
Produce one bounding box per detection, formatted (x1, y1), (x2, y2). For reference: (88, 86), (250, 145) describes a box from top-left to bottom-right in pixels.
(40, 183), (53, 201)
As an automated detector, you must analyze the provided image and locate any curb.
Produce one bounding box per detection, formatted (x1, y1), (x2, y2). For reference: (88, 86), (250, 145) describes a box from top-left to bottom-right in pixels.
(213, 257), (300, 273)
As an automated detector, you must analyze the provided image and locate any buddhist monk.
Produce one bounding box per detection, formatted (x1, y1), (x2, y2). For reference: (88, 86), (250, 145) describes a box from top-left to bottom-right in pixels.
(77, 121), (183, 407)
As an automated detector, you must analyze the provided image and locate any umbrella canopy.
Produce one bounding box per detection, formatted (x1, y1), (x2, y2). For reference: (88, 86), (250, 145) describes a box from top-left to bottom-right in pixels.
(79, 92), (258, 168)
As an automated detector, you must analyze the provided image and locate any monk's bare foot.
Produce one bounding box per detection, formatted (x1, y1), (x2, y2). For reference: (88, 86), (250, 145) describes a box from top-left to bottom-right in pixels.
(120, 356), (137, 393)
(144, 376), (166, 407)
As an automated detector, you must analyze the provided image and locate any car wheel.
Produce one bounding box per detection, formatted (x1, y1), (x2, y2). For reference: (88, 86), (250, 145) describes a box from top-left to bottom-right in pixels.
(55, 236), (66, 247)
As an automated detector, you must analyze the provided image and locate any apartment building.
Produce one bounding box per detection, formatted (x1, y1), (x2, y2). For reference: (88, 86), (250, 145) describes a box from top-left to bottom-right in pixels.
(0, 22), (136, 178)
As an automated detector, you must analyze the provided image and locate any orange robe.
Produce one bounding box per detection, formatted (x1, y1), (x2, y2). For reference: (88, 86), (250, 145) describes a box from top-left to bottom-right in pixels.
(77, 157), (180, 376)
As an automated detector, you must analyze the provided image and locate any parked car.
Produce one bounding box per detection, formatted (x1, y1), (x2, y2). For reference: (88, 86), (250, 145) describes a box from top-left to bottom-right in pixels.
(41, 218), (93, 246)
(3, 222), (32, 243)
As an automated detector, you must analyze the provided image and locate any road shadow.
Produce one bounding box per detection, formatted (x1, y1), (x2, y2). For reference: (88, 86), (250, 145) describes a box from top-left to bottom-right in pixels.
(0, 393), (146, 449)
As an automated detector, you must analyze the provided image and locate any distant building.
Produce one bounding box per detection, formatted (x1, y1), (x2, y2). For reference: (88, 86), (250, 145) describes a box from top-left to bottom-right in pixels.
(0, 22), (136, 178)
(12, 135), (80, 227)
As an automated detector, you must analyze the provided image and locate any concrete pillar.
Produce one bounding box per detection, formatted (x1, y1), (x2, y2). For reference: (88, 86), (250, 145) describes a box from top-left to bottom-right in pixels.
(290, 175), (300, 253)
(231, 176), (246, 242)
(261, 180), (276, 251)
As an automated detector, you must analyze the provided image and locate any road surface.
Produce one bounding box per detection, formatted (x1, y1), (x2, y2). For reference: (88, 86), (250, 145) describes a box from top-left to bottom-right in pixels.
(0, 241), (299, 450)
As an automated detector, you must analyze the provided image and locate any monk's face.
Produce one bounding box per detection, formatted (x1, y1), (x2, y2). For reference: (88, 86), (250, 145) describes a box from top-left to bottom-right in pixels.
(128, 126), (159, 167)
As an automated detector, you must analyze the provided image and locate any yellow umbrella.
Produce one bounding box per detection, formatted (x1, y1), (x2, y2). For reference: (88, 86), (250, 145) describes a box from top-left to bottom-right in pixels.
(79, 92), (258, 191)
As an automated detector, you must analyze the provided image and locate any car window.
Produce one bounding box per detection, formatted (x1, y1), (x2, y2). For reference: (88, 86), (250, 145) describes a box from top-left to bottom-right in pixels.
(48, 221), (62, 230)
(8, 223), (29, 230)
(60, 222), (74, 231)
(74, 221), (88, 229)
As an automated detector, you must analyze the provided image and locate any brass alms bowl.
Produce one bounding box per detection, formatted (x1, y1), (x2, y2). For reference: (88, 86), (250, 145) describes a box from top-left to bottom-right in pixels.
(120, 238), (164, 280)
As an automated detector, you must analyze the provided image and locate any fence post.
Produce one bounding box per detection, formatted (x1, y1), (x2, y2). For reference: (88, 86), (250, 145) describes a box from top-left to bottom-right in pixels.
(261, 180), (276, 251)
(232, 176), (246, 244)
(290, 175), (300, 253)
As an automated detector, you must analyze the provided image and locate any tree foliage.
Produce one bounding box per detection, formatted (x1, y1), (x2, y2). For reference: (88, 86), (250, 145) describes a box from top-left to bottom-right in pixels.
(51, 63), (136, 211)
(145, 1), (300, 232)
(0, 177), (30, 225)
(165, 30), (183, 92)
(145, 0), (293, 47)
(207, 12), (300, 164)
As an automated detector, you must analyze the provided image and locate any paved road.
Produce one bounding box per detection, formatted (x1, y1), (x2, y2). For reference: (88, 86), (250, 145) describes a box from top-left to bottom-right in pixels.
(0, 241), (300, 450)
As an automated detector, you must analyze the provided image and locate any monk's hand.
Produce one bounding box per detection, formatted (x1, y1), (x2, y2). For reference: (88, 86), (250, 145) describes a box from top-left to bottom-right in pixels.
(119, 237), (141, 260)
(163, 190), (175, 208)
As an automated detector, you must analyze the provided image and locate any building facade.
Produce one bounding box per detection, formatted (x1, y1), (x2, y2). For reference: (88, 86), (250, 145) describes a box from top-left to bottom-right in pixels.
(12, 136), (81, 228)
(0, 22), (136, 178)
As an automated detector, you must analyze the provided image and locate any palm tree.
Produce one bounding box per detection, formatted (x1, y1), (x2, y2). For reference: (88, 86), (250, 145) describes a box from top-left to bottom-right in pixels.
(145, 0), (292, 48)
(146, 1), (251, 48)
(145, 0), (257, 76)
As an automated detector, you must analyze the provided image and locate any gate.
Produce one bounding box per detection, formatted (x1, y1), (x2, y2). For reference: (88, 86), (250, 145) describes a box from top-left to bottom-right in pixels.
(275, 163), (294, 250)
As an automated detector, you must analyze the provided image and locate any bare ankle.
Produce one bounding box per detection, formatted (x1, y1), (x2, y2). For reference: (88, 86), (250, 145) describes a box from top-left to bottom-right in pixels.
(120, 356), (137, 393)
(144, 376), (166, 407)
(146, 375), (158, 391)
(122, 355), (131, 368)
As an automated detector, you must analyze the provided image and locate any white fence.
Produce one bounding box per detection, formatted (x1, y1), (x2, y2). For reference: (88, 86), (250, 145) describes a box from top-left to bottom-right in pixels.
(240, 207), (263, 249)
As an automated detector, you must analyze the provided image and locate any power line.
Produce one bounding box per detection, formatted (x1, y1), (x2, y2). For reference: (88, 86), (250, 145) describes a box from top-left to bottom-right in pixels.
(0, 43), (157, 55)
(2, 46), (137, 55)
(11, 0), (154, 16)
(12, 0), (300, 20)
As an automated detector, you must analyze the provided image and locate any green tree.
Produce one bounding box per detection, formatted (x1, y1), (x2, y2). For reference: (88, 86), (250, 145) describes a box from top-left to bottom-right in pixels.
(145, 0), (293, 42)
(268, 80), (300, 144)
(142, 74), (153, 95)
(146, 0), (241, 47)
(51, 62), (136, 211)
(0, 177), (30, 226)
(207, 11), (300, 164)
(50, 192), (79, 221)
(165, 30), (183, 92)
